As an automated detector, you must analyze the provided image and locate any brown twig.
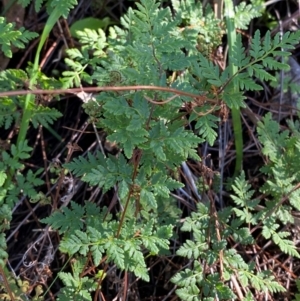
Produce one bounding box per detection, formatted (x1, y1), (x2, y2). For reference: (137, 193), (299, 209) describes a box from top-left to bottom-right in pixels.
(0, 85), (216, 104)
(0, 265), (15, 301)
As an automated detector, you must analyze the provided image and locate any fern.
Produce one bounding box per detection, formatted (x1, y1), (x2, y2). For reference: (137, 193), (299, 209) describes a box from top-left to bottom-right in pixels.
(190, 112), (219, 146)
(18, 0), (45, 12)
(1, 0), (300, 300)
(41, 201), (85, 235)
(234, 1), (262, 30)
(31, 106), (62, 128)
(258, 113), (300, 215)
(47, 0), (78, 18)
(64, 150), (107, 177)
(171, 202), (285, 299)
(59, 217), (172, 281)
(15, 169), (44, 198)
(250, 271), (285, 293)
(0, 140), (38, 265)
(0, 17), (38, 58)
(76, 28), (107, 56)
(229, 114), (300, 265)
(0, 68), (62, 130)
(171, 0), (203, 24)
(231, 171), (261, 224)
(0, 98), (20, 129)
(262, 217), (299, 257)
(57, 258), (97, 301)
(81, 153), (133, 193)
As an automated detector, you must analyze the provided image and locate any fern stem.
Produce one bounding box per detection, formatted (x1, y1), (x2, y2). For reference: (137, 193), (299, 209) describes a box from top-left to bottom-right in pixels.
(224, 0), (243, 176)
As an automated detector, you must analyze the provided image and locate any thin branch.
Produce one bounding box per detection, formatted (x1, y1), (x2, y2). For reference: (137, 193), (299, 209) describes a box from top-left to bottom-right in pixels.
(0, 85), (217, 103)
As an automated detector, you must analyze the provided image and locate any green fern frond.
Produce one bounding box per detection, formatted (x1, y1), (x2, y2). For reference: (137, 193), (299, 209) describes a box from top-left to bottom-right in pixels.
(234, 1), (262, 30)
(41, 201), (85, 234)
(0, 17), (38, 58)
(47, 0), (78, 18)
(31, 106), (62, 128)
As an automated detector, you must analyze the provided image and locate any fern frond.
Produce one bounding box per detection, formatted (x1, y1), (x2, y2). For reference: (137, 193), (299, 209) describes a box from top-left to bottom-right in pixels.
(41, 202), (85, 234)
(31, 106), (62, 128)
(190, 112), (219, 146)
(47, 0), (78, 18)
(234, 1), (262, 30)
(0, 17), (38, 58)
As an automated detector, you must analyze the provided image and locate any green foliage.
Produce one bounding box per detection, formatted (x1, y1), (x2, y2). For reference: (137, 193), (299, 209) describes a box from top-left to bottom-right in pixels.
(18, 0), (44, 12)
(231, 170), (300, 258)
(171, 203), (285, 300)
(45, 202), (172, 281)
(0, 141), (44, 265)
(66, 152), (134, 193)
(171, 0), (225, 57)
(46, 0), (78, 18)
(41, 201), (86, 235)
(185, 27), (300, 111)
(229, 29), (300, 98)
(0, 17), (38, 58)
(257, 114), (300, 256)
(56, 258), (98, 301)
(70, 17), (114, 39)
(0, 68), (62, 129)
(1, 0), (300, 300)
(190, 111), (219, 146)
(234, 0), (263, 30)
(31, 106), (62, 128)
(294, 279), (300, 301)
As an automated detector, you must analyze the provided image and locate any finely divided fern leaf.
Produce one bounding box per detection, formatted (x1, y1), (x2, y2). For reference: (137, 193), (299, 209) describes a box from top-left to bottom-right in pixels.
(231, 34), (249, 68)
(0, 17), (38, 58)
(230, 30), (300, 96)
(249, 30), (264, 60)
(192, 112), (219, 146)
(64, 150), (106, 177)
(41, 201), (85, 234)
(234, 1), (262, 30)
(31, 106), (62, 128)
(82, 154), (133, 191)
(48, 0), (78, 18)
